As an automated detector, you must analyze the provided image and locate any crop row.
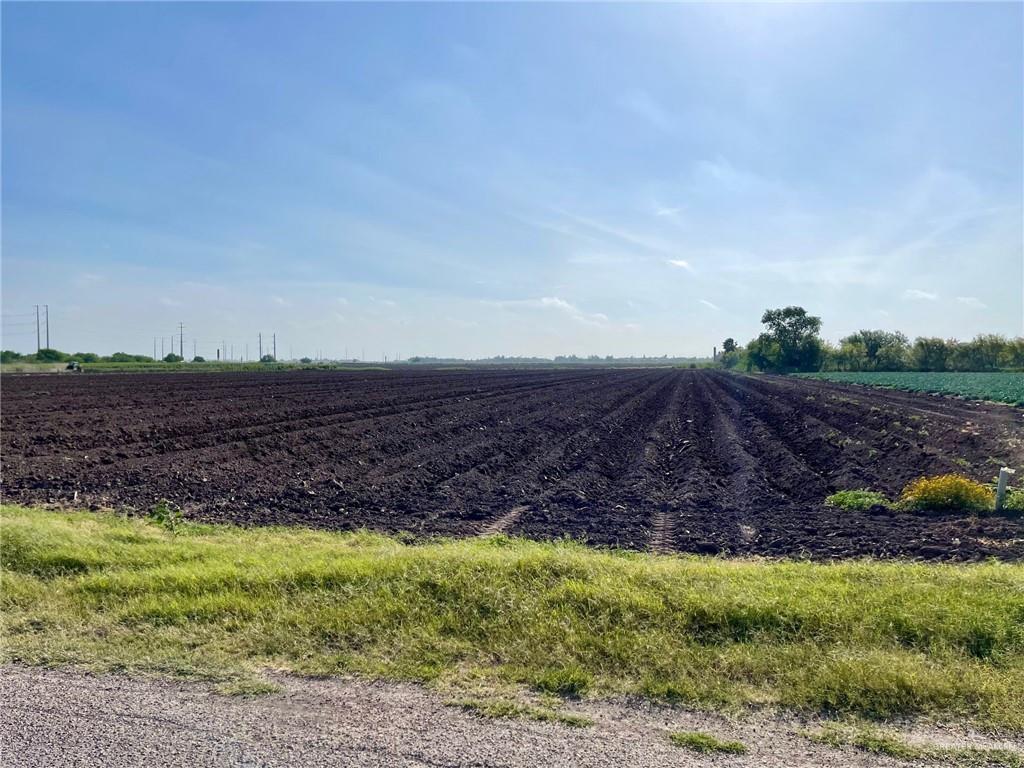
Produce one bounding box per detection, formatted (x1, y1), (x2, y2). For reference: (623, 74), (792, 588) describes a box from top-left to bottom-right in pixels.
(793, 371), (1024, 405)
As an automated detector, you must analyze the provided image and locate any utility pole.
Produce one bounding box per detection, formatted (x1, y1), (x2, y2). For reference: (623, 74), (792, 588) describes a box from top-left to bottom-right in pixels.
(161, 337), (165, 358)
(230, 344), (234, 361)
(193, 340), (197, 359)
(246, 343), (249, 361)
(178, 322), (184, 359)
(258, 333), (262, 359)
(45, 305), (50, 349)
(273, 333), (276, 360)
(154, 338), (157, 360)
(34, 305), (40, 352)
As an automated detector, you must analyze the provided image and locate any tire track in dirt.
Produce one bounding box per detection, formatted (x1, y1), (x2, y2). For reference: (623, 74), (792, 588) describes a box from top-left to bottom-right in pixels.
(478, 505), (528, 536)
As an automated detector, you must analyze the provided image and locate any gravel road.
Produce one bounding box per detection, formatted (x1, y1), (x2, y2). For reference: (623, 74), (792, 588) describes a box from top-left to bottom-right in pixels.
(2, 666), (1018, 767)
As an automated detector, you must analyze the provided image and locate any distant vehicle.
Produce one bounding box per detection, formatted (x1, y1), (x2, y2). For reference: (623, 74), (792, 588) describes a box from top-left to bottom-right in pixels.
(65, 361), (82, 371)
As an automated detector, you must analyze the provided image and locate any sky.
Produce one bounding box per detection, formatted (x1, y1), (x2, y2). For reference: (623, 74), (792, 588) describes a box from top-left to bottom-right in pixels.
(2, 2), (1022, 360)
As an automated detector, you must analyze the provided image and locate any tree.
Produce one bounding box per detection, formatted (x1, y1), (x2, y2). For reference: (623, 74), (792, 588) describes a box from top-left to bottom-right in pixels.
(719, 338), (742, 369)
(260, 354), (276, 363)
(35, 348), (69, 363)
(911, 337), (950, 372)
(1, 350), (23, 363)
(748, 306), (824, 372)
(299, 357), (313, 364)
(837, 330), (909, 371)
(192, 356), (206, 363)
(163, 353), (184, 363)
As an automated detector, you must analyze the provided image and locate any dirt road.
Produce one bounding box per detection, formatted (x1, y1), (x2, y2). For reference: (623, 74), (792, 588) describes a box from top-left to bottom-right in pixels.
(8, 665), (1018, 767)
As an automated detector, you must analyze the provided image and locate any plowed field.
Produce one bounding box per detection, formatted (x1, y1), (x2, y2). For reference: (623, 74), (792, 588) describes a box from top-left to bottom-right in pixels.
(3, 369), (1022, 560)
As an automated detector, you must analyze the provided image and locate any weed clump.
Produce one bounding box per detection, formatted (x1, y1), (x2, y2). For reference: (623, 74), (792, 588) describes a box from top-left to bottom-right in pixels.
(531, 665), (592, 698)
(148, 500), (184, 531)
(669, 731), (747, 755)
(825, 490), (890, 511)
(449, 698), (593, 728)
(1003, 489), (1024, 517)
(899, 475), (993, 514)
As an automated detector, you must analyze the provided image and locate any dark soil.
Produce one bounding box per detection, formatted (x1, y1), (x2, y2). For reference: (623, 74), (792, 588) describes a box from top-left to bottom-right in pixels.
(3, 368), (1022, 560)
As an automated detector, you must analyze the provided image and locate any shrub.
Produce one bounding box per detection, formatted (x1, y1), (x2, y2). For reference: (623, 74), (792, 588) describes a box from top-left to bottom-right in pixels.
(35, 348), (69, 362)
(148, 500), (183, 531)
(192, 356), (206, 363)
(899, 475), (993, 513)
(0, 350), (23, 363)
(825, 490), (890, 511)
(163, 353), (184, 363)
(260, 354), (276, 363)
(1003, 489), (1024, 517)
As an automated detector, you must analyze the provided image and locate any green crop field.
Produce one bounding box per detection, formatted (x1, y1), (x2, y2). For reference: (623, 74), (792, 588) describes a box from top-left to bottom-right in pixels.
(793, 372), (1024, 406)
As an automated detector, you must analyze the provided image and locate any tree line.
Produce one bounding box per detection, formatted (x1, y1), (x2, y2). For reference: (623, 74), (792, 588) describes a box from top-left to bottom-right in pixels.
(0, 348), (279, 364)
(719, 307), (1024, 373)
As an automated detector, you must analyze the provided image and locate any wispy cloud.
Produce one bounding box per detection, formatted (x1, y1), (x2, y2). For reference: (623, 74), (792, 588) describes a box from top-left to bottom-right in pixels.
(666, 259), (693, 272)
(699, 299), (720, 311)
(653, 204), (684, 219)
(487, 296), (609, 326)
(551, 210), (674, 255)
(956, 296), (987, 309)
(158, 297), (181, 307)
(903, 288), (938, 301)
(719, 255), (880, 286)
(272, 296), (290, 307)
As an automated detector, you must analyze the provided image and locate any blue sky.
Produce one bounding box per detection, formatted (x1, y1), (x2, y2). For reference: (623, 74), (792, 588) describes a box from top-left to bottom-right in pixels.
(2, 2), (1021, 359)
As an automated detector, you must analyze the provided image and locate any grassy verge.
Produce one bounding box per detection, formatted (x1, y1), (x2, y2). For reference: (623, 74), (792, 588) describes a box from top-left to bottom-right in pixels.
(2, 505), (1023, 731)
(805, 723), (1024, 766)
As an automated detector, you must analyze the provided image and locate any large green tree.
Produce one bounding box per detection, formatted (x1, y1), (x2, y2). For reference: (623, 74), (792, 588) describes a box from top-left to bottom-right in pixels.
(747, 306), (824, 372)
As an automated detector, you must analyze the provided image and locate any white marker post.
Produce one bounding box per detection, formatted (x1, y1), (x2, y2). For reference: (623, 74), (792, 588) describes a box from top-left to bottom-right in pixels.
(995, 467), (1015, 512)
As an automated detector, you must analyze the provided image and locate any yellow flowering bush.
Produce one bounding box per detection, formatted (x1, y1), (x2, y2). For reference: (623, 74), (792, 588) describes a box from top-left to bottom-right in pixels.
(899, 474), (993, 513)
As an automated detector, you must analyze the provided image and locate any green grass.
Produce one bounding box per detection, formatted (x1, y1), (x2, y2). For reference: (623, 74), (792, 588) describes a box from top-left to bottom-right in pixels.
(825, 489), (891, 511)
(806, 723), (1024, 766)
(793, 372), (1024, 406)
(448, 698), (593, 728)
(668, 731), (747, 754)
(2, 505), (1024, 730)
